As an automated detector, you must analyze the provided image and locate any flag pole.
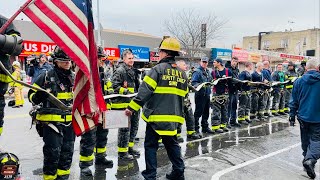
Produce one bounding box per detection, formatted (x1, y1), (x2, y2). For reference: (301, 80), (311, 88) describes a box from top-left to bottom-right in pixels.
(0, 0), (34, 34)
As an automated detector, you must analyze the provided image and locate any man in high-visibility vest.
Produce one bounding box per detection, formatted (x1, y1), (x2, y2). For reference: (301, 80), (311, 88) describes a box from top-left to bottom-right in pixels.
(284, 61), (298, 113)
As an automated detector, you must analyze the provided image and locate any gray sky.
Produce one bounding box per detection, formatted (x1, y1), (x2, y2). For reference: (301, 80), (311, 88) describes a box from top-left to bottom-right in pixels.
(1, 0), (319, 48)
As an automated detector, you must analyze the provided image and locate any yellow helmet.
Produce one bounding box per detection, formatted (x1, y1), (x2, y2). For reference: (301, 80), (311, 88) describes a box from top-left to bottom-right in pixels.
(159, 37), (181, 52)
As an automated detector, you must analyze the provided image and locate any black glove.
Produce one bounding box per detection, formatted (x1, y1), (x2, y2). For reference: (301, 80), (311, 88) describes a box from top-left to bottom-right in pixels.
(32, 91), (49, 104)
(289, 116), (296, 126)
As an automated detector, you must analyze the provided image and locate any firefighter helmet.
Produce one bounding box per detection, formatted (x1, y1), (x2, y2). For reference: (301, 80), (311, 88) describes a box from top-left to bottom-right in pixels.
(97, 46), (107, 58)
(159, 37), (181, 52)
(0, 153), (20, 179)
(52, 46), (70, 61)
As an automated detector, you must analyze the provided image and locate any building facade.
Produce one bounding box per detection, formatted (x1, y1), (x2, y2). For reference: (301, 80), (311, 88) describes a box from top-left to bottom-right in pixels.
(243, 28), (320, 58)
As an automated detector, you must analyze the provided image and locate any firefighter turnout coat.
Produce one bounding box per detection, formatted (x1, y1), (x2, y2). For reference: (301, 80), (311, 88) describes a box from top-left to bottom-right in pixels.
(127, 57), (189, 136)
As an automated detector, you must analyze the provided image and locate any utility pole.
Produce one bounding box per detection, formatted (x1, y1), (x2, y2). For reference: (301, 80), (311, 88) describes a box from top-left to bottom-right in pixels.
(97, 0), (102, 46)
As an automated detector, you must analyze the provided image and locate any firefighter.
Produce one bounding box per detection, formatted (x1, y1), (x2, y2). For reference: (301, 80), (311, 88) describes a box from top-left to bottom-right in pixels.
(176, 60), (202, 142)
(284, 61), (298, 113)
(191, 57), (214, 134)
(251, 62), (267, 121)
(237, 62), (253, 125)
(28, 46), (75, 180)
(79, 46), (113, 177)
(262, 60), (273, 117)
(227, 57), (241, 127)
(271, 63), (286, 115)
(111, 49), (140, 160)
(10, 61), (24, 108)
(125, 37), (188, 180)
(297, 60), (306, 76)
(211, 58), (232, 133)
(0, 14), (23, 135)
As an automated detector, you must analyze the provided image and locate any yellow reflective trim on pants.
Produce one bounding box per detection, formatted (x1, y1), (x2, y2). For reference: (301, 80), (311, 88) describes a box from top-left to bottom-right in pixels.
(57, 169), (70, 176)
(141, 114), (185, 124)
(143, 75), (157, 89)
(119, 87), (125, 94)
(279, 109), (285, 113)
(284, 107), (289, 111)
(212, 125), (220, 130)
(36, 114), (72, 122)
(118, 147), (129, 153)
(238, 117), (245, 121)
(286, 85), (293, 89)
(43, 174), (57, 180)
(155, 129), (177, 136)
(110, 103), (129, 109)
(187, 130), (195, 135)
(0, 74), (12, 83)
(177, 133), (181, 137)
(94, 147), (107, 154)
(128, 142), (134, 148)
(220, 124), (226, 128)
(106, 103), (111, 109)
(0, 127), (2, 135)
(56, 92), (73, 100)
(244, 116), (250, 119)
(128, 100), (141, 111)
(80, 154), (94, 162)
(271, 110), (278, 113)
(158, 138), (162, 143)
(154, 87), (188, 97)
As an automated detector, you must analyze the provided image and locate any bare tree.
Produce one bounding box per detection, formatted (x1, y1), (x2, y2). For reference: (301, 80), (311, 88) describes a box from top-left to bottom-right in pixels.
(164, 9), (227, 59)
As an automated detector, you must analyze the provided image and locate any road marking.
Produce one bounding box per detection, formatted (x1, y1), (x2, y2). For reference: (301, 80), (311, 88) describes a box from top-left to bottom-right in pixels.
(211, 143), (301, 180)
(5, 114), (29, 119)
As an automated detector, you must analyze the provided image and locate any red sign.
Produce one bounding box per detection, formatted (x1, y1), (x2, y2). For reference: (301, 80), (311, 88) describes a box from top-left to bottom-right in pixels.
(280, 54), (304, 60)
(104, 48), (120, 61)
(150, 51), (160, 61)
(21, 40), (56, 57)
(232, 50), (248, 62)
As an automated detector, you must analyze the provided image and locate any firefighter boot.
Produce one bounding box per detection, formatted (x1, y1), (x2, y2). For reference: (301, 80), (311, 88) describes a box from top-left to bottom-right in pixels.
(187, 132), (202, 140)
(80, 167), (93, 177)
(166, 170), (185, 180)
(118, 152), (134, 161)
(95, 154), (113, 168)
(128, 147), (140, 158)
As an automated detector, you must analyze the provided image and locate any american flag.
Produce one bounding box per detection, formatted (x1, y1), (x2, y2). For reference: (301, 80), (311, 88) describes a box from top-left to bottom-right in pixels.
(23, 0), (106, 136)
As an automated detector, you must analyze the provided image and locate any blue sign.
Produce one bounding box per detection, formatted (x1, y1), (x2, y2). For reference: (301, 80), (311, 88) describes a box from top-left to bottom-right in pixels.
(211, 48), (232, 61)
(118, 45), (150, 62)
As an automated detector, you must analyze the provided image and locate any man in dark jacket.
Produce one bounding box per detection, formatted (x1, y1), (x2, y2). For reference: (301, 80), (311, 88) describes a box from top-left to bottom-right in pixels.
(289, 59), (320, 179)
(27, 53), (53, 83)
(125, 37), (188, 180)
(191, 57), (214, 134)
(262, 60), (273, 117)
(227, 57), (240, 127)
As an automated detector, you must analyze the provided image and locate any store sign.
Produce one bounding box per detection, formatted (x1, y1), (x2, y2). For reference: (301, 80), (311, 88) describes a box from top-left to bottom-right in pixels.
(150, 51), (160, 61)
(104, 47), (120, 60)
(21, 40), (56, 56)
(212, 48), (232, 61)
(248, 53), (261, 63)
(232, 49), (248, 62)
(118, 45), (150, 62)
(280, 53), (304, 60)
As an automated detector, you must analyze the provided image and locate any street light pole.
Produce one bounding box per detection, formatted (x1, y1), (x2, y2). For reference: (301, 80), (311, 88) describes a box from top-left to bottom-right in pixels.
(258, 32), (271, 50)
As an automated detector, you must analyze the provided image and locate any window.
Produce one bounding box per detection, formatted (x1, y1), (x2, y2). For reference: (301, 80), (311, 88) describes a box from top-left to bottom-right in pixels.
(249, 42), (253, 50)
(263, 41), (270, 49)
(280, 39), (289, 48)
(303, 37), (307, 46)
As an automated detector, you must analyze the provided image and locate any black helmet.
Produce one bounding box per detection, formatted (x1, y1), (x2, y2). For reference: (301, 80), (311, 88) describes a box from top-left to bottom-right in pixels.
(0, 153), (20, 179)
(97, 46), (106, 58)
(52, 46), (70, 61)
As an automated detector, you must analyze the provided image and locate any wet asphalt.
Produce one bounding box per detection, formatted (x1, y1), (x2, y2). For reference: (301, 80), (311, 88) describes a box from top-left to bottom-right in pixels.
(0, 93), (315, 180)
